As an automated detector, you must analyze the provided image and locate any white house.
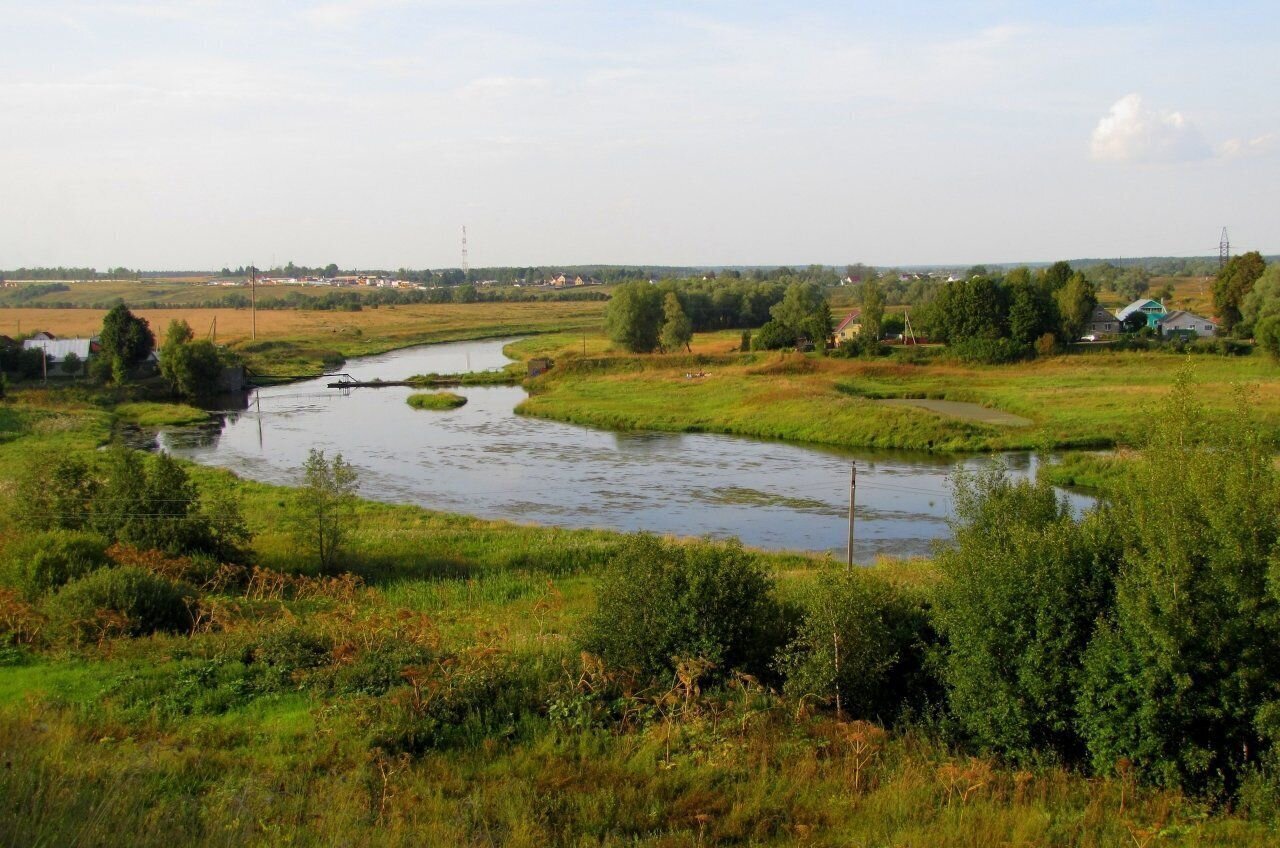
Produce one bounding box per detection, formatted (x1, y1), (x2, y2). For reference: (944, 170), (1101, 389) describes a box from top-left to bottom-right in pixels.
(1157, 310), (1218, 338)
(22, 337), (96, 376)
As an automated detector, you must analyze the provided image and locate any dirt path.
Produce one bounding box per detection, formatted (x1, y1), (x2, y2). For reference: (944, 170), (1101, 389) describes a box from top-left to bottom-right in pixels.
(876, 398), (1033, 427)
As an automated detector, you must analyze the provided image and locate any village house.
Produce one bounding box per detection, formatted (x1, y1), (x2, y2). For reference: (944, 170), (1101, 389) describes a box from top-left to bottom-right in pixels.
(1116, 298), (1167, 329)
(1157, 310), (1218, 338)
(1086, 305), (1121, 337)
(22, 337), (97, 376)
(834, 309), (862, 343)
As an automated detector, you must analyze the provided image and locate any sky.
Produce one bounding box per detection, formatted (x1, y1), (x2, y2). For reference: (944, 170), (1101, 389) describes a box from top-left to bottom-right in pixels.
(2, 0), (1278, 270)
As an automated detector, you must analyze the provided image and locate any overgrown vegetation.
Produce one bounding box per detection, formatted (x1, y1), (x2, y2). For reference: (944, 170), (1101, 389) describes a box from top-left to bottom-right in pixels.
(3, 363), (1280, 843)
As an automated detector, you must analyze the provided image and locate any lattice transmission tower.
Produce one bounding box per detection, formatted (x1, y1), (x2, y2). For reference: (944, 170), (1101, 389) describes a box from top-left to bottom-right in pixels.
(461, 226), (469, 276)
(1220, 227), (1230, 270)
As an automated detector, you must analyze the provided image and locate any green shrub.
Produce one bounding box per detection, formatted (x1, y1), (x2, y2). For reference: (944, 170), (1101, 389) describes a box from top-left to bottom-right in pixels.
(48, 566), (193, 641)
(751, 319), (795, 351)
(247, 627), (333, 687)
(777, 569), (937, 721)
(947, 337), (1030, 365)
(933, 467), (1120, 761)
(579, 535), (788, 681)
(1078, 378), (1280, 798)
(1, 530), (111, 598)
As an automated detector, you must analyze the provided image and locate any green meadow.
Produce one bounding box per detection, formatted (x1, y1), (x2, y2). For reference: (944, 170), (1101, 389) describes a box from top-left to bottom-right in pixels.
(0, 380), (1277, 845)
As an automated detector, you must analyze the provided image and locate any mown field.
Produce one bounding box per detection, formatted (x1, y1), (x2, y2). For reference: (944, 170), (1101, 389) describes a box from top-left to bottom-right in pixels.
(1, 300), (605, 377)
(0, 389), (1274, 846)
(512, 332), (1280, 452)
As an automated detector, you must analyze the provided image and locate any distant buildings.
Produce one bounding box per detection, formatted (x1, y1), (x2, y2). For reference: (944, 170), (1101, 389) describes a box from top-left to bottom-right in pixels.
(834, 310), (863, 343)
(22, 337), (98, 376)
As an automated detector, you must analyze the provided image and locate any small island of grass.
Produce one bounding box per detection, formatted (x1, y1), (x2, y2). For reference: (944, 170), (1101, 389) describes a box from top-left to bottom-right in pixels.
(406, 391), (467, 411)
(115, 401), (211, 427)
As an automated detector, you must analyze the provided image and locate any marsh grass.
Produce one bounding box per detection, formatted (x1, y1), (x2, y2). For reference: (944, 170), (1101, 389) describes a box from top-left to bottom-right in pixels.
(406, 392), (467, 411)
(519, 342), (1280, 452)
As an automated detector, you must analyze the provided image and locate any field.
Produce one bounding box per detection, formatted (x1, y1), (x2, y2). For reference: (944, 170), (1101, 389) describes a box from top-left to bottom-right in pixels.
(2, 301), (606, 377)
(0, 392), (1274, 846)
(513, 333), (1280, 453)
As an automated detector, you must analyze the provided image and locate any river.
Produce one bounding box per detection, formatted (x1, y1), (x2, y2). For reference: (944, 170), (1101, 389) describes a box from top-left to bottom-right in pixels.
(159, 337), (1086, 560)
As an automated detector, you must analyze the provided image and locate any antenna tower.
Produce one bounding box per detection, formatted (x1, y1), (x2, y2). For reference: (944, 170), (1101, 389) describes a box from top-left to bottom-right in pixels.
(461, 226), (469, 276)
(1220, 227), (1230, 270)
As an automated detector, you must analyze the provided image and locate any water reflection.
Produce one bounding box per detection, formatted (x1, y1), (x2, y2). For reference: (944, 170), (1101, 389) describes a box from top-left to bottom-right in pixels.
(160, 337), (1090, 559)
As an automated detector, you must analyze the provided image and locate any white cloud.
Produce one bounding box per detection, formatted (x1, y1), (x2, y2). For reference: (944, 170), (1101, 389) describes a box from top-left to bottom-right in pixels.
(1218, 133), (1277, 159)
(1090, 93), (1210, 163)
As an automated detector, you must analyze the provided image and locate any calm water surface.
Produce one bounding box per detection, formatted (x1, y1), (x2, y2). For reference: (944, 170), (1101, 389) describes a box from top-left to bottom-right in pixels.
(160, 338), (1085, 559)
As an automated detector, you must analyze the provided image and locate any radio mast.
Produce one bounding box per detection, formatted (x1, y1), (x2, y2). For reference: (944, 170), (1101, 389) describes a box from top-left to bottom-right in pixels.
(461, 226), (469, 277)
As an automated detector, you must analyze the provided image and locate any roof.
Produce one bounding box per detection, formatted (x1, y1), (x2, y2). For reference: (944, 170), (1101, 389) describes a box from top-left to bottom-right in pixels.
(1116, 299), (1165, 321)
(835, 310), (862, 333)
(22, 338), (92, 361)
(1158, 310), (1215, 326)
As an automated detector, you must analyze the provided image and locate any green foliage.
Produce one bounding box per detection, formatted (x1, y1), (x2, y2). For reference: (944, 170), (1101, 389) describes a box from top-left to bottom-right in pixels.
(13, 453), (98, 531)
(1, 530), (110, 599)
(1078, 377), (1280, 797)
(769, 280), (825, 337)
(1257, 315), (1280, 360)
(91, 450), (216, 557)
(1241, 264), (1280, 340)
(406, 392), (467, 410)
(1055, 272), (1098, 341)
(778, 568), (936, 721)
(159, 319), (226, 398)
(659, 291), (693, 353)
(860, 277), (885, 342)
(579, 535), (787, 681)
(922, 276), (1007, 343)
(1214, 251), (1267, 334)
(933, 468), (1120, 760)
(48, 566), (192, 641)
(1006, 269), (1059, 345)
(947, 337), (1030, 364)
(98, 304), (155, 377)
(285, 449), (359, 572)
(751, 319), (795, 350)
(603, 281), (663, 352)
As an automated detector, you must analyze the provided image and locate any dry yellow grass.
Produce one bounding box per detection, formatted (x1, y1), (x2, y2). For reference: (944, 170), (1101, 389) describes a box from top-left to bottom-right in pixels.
(0, 301), (604, 345)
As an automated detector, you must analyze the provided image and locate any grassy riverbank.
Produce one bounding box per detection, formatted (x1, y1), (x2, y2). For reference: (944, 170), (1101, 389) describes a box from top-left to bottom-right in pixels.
(1, 390), (1274, 846)
(513, 334), (1280, 453)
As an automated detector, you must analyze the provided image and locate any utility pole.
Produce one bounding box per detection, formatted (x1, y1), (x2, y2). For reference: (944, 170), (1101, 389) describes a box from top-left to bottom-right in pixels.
(846, 463), (856, 572)
(250, 264), (257, 340)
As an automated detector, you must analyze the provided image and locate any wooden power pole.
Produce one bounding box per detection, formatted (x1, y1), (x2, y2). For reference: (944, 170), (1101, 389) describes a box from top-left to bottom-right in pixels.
(250, 265), (258, 340)
(846, 463), (856, 572)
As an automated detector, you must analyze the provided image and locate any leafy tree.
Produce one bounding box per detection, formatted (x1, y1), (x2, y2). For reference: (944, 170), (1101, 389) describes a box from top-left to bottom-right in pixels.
(1079, 377), (1280, 797)
(769, 280), (825, 337)
(1239, 264), (1280, 338)
(739, 330), (752, 351)
(98, 304), (154, 377)
(778, 569), (934, 721)
(1117, 267), (1152, 302)
(923, 276), (1006, 343)
(1006, 268), (1058, 346)
(60, 351), (81, 375)
(604, 281), (663, 353)
(659, 292), (693, 353)
(751, 319), (795, 350)
(861, 277), (885, 343)
(1040, 261), (1073, 292)
(160, 319), (225, 398)
(933, 467), (1120, 760)
(807, 301), (833, 353)
(286, 449), (359, 572)
(1255, 315), (1280, 360)
(1055, 272), (1098, 341)
(1214, 251), (1266, 334)
(14, 453), (98, 531)
(579, 535), (786, 682)
(0, 530), (110, 599)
